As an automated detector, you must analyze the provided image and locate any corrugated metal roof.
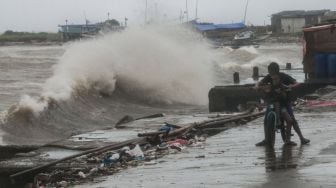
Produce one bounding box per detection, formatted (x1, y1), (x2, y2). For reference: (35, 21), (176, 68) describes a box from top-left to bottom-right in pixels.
(273, 10), (330, 18)
(193, 22), (246, 32)
(305, 10), (330, 16)
(303, 24), (336, 32)
(58, 24), (100, 34)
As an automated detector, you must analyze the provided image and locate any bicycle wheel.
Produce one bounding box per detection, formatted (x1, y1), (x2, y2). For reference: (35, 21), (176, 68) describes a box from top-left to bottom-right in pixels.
(265, 111), (276, 148)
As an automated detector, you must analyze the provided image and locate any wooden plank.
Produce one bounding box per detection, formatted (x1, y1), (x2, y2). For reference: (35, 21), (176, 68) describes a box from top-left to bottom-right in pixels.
(198, 111), (264, 128)
(138, 131), (168, 137)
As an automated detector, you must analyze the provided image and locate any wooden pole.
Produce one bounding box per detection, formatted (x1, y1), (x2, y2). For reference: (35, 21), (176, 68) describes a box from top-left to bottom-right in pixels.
(252, 66), (259, 81)
(198, 111), (264, 128)
(10, 138), (145, 183)
(233, 72), (240, 84)
(286, 63), (292, 70)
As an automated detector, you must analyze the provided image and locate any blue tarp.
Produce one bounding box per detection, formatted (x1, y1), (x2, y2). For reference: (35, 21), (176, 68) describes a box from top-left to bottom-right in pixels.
(193, 22), (246, 32)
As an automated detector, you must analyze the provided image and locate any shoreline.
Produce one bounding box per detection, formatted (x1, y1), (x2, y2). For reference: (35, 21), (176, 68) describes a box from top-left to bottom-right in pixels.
(0, 35), (302, 47)
(0, 41), (62, 47)
(263, 35), (302, 44)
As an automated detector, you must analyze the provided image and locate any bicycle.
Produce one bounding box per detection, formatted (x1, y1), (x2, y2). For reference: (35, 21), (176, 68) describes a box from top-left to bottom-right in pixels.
(264, 102), (287, 148)
(258, 84), (289, 148)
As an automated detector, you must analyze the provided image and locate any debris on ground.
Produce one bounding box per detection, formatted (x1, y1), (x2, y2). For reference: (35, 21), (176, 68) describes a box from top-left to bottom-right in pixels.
(8, 111), (263, 188)
(25, 133), (207, 188)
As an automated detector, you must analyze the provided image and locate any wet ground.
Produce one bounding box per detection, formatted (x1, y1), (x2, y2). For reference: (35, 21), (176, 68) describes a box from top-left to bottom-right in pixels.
(77, 111), (336, 188)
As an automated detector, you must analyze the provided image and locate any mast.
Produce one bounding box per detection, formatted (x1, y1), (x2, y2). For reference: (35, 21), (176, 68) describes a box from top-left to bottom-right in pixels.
(195, 0), (199, 20)
(155, 2), (158, 20)
(185, 0), (189, 22)
(243, 0), (249, 24)
(145, 0), (148, 24)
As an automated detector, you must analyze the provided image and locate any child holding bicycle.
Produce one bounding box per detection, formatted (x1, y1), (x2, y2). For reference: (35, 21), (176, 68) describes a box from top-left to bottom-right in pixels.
(255, 62), (310, 146)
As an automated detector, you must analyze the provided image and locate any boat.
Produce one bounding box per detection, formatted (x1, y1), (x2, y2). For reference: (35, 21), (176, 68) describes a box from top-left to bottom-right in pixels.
(230, 31), (258, 49)
(234, 30), (255, 41)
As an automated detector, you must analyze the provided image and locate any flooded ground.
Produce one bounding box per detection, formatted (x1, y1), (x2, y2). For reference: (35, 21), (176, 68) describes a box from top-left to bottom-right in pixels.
(77, 111), (336, 188)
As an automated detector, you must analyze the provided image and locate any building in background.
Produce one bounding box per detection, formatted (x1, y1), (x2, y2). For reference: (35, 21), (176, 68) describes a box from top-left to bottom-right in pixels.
(59, 19), (125, 42)
(271, 10), (330, 34)
(191, 20), (246, 40)
(321, 11), (336, 23)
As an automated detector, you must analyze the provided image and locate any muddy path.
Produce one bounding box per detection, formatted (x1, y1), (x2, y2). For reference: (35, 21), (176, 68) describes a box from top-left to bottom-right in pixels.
(77, 111), (336, 188)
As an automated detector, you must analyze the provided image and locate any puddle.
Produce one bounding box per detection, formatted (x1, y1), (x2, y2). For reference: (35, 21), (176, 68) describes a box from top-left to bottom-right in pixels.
(71, 129), (152, 142)
(39, 147), (81, 159)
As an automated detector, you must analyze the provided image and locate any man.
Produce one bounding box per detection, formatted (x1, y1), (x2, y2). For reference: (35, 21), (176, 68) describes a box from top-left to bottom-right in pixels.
(255, 62), (310, 146)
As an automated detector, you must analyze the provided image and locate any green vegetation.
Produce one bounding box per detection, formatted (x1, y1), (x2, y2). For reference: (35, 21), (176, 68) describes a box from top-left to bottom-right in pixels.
(0, 30), (61, 43)
(105, 19), (120, 26)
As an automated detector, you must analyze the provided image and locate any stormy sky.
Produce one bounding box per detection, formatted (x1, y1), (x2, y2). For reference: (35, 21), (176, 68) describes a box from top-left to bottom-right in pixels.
(0, 0), (335, 32)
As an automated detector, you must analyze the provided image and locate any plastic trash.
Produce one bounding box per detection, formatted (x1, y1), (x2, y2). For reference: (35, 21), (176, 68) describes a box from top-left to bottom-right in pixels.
(126, 144), (144, 161)
(159, 125), (173, 133)
(143, 143), (152, 150)
(159, 122), (178, 133)
(168, 143), (184, 151)
(195, 135), (206, 142)
(78, 171), (86, 179)
(157, 143), (169, 150)
(87, 167), (98, 177)
(111, 153), (120, 160)
(166, 138), (189, 151)
(121, 146), (130, 152)
(167, 139), (188, 146)
(103, 153), (120, 166)
(57, 181), (68, 187)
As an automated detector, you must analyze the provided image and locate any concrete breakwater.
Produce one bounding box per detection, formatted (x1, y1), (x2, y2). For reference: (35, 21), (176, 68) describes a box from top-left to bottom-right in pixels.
(209, 82), (332, 112)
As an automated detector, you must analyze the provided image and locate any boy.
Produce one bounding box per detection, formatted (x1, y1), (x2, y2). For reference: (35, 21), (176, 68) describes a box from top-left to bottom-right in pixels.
(255, 62), (310, 146)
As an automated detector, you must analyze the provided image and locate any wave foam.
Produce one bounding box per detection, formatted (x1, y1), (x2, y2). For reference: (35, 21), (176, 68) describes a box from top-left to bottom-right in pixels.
(11, 25), (217, 116)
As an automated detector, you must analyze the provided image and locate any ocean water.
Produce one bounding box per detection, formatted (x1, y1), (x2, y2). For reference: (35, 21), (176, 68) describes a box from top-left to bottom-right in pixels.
(0, 25), (304, 146)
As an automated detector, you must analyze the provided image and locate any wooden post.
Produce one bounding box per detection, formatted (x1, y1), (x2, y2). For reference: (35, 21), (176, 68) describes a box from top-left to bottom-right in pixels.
(286, 63), (292, 70)
(252, 66), (259, 81)
(233, 72), (240, 84)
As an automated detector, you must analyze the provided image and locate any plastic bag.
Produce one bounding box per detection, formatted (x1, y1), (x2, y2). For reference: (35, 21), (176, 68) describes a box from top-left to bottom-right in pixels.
(126, 144), (144, 160)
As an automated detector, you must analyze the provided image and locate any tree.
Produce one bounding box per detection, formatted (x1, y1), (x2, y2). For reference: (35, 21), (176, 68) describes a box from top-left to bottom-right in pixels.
(106, 19), (120, 26)
(4, 30), (14, 35)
